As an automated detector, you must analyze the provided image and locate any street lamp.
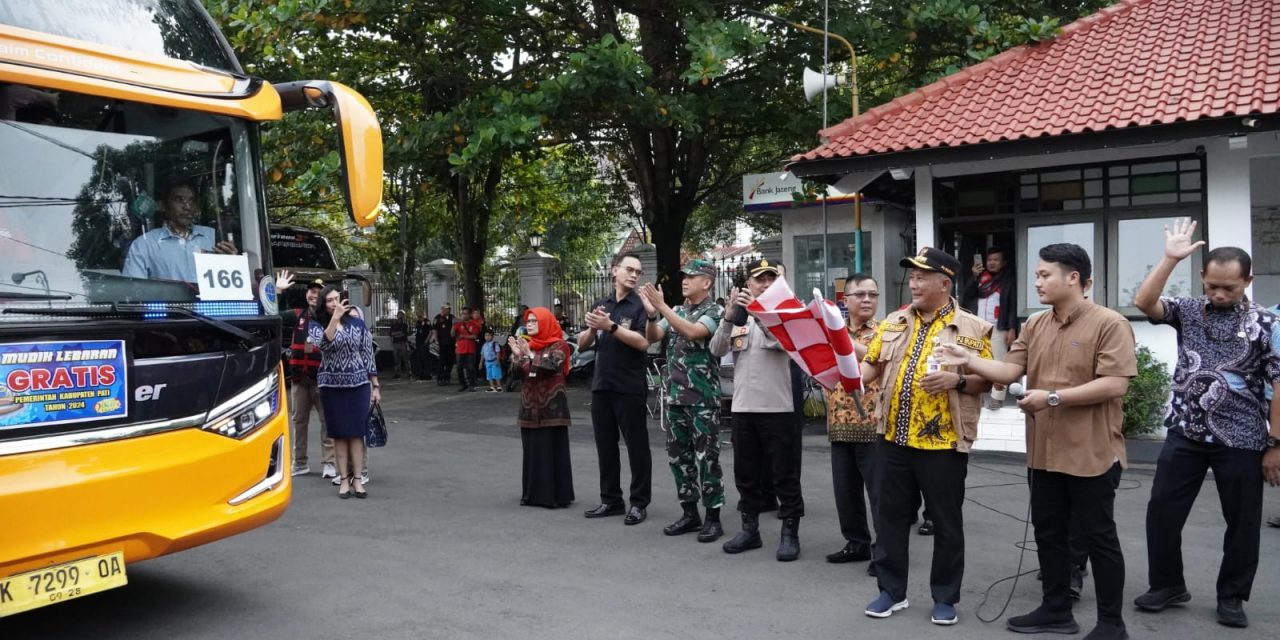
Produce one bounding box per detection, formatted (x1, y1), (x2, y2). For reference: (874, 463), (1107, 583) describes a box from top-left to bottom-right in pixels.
(529, 231), (542, 250)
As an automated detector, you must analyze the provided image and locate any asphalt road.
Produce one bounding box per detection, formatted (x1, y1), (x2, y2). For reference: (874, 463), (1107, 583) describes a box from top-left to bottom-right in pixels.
(5, 378), (1279, 639)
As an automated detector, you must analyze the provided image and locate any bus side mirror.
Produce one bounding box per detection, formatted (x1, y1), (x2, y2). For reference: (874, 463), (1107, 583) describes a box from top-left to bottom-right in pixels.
(274, 80), (383, 227)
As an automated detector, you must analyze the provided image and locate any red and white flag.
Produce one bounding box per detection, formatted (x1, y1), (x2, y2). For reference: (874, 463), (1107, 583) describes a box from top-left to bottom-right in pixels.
(746, 276), (863, 393)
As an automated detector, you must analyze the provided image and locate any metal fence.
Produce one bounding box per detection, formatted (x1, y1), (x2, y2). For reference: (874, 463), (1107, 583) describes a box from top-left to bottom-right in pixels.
(454, 272), (522, 334)
(361, 270), (522, 336)
(551, 273), (614, 333)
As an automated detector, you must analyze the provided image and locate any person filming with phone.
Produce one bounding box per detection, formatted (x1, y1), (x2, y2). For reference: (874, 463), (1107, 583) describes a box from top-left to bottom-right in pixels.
(308, 286), (380, 500)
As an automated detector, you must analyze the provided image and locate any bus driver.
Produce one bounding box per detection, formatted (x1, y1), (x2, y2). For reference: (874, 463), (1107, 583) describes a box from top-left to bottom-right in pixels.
(121, 178), (238, 282)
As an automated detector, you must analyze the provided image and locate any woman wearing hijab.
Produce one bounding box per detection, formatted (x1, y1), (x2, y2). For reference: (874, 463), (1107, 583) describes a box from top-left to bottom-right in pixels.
(308, 286), (379, 499)
(508, 307), (575, 508)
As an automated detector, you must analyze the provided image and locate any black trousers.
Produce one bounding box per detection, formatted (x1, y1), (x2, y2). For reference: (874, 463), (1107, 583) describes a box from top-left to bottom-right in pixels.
(1145, 430), (1264, 600)
(877, 442), (967, 604)
(733, 412), (804, 518)
(438, 347), (455, 381)
(590, 391), (651, 508)
(831, 441), (878, 545)
(1030, 463), (1125, 625)
(456, 353), (476, 388)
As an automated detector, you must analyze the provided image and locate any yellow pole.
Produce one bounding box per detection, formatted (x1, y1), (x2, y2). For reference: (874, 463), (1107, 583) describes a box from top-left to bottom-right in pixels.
(784, 21), (859, 117)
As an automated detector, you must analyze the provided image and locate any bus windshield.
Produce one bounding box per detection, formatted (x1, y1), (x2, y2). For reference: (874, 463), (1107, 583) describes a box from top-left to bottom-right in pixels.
(0, 82), (269, 319)
(0, 0), (238, 73)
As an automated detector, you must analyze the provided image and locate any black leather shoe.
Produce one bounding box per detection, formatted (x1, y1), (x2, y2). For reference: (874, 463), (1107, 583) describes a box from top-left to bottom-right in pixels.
(1134, 586), (1191, 612)
(917, 519), (935, 536)
(583, 503), (624, 518)
(826, 541), (872, 563)
(867, 562), (878, 577)
(1267, 515), (1280, 528)
(623, 506), (647, 525)
(1217, 598), (1248, 628)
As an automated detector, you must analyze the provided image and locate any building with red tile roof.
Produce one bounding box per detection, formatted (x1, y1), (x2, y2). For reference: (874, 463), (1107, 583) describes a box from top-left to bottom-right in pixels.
(789, 0), (1279, 173)
(773, 0), (1280, 454)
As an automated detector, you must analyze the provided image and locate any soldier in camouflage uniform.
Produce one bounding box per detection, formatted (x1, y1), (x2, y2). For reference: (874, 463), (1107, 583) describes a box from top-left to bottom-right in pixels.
(640, 259), (725, 542)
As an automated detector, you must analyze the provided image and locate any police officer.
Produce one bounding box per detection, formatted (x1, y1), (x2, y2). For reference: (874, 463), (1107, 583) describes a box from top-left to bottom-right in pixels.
(709, 258), (804, 561)
(641, 259), (725, 542)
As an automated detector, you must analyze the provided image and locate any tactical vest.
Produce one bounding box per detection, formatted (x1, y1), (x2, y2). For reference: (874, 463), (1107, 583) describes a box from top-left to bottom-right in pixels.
(867, 299), (992, 453)
(288, 308), (322, 382)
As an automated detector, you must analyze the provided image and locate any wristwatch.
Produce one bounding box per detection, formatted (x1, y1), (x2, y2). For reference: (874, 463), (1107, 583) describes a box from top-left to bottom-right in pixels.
(954, 374), (967, 391)
(1047, 390), (1061, 407)
(1267, 435), (1279, 449)
(647, 314), (658, 321)
(609, 322), (619, 334)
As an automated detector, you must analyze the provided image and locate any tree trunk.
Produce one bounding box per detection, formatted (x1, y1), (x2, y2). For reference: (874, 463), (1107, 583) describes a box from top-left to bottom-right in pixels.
(451, 158), (504, 316)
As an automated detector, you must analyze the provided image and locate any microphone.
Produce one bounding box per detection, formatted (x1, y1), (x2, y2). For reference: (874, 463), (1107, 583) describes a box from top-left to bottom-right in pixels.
(1007, 382), (1026, 399)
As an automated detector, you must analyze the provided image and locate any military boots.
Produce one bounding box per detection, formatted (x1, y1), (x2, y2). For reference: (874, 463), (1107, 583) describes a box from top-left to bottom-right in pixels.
(722, 512), (763, 554)
(663, 502), (702, 536)
(697, 507), (723, 543)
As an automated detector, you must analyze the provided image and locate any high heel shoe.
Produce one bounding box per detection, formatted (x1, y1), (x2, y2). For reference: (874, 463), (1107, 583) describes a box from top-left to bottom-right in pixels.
(353, 477), (368, 499)
(338, 475), (352, 499)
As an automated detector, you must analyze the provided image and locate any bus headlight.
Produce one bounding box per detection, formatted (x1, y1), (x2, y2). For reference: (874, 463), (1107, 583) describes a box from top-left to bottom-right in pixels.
(202, 373), (280, 439)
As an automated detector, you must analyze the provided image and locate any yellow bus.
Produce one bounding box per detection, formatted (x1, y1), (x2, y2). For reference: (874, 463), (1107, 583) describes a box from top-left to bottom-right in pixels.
(0, 0), (382, 616)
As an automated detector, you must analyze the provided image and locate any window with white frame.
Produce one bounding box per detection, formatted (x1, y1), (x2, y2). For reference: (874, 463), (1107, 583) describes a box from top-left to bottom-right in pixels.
(939, 155), (1207, 317)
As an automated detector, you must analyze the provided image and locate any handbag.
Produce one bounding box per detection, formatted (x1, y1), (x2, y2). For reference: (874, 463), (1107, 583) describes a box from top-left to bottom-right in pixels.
(365, 401), (388, 448)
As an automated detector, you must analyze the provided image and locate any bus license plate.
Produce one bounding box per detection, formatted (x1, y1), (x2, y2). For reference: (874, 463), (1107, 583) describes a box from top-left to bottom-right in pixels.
(0, 552), (127, 617)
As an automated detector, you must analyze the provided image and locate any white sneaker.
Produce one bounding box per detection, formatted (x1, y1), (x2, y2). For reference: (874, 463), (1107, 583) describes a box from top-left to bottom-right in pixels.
(321, 462), (338, 479)
(290, 465), (311, 477)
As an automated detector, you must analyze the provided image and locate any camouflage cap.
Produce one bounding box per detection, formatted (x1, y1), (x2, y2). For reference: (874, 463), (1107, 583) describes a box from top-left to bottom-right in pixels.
(681, 259), (716, 278)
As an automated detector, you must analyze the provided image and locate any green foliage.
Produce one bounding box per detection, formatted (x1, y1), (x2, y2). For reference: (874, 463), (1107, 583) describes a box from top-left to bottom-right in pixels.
(1122, 345), (1172, 437)
(202, 0), (1117, 307)
(834, 1), (1113, 107)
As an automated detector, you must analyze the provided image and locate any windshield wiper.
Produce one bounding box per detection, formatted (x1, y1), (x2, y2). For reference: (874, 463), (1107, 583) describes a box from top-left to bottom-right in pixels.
(0, 292), (73, 300)
(114, 304), (264, 348)
(2, 304), (265, 348)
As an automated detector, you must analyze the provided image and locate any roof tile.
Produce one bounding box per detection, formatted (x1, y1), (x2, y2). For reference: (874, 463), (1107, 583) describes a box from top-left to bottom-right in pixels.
(793, 0), (1279, 163)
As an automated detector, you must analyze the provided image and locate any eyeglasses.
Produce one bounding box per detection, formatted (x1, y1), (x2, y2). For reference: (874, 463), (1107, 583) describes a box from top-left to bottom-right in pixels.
(849, 291), (880, 299)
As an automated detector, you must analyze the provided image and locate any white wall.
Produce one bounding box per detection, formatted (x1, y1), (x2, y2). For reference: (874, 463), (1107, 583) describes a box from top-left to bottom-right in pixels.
(779, 201), (912, 313)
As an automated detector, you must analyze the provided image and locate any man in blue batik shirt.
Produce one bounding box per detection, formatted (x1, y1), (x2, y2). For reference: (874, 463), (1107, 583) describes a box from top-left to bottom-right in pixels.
(1132, 218), (1280, 630)
(122, 178), (238, 282)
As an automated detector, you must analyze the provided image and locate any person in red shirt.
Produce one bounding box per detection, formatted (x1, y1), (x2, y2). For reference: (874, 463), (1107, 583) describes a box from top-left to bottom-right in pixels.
(453, 307), (480, 392)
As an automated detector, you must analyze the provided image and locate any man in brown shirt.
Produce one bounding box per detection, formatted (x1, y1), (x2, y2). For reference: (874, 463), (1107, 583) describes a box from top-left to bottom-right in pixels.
(937, 243), (1136, 640)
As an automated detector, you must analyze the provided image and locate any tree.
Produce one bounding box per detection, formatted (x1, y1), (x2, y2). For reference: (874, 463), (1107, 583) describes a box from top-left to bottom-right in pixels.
(205, 0), (1114, 308)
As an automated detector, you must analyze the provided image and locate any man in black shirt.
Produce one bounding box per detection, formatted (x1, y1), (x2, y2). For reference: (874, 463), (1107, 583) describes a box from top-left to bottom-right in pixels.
(579, 252), (652, 524)
(433, 304), (457, 386)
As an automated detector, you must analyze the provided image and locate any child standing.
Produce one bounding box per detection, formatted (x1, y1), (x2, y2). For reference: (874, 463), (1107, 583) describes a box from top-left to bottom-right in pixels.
(481, 330), (503, 392)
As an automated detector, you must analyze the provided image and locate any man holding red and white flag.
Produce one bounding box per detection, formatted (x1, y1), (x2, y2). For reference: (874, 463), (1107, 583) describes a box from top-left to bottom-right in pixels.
(710, 258), (805, 561)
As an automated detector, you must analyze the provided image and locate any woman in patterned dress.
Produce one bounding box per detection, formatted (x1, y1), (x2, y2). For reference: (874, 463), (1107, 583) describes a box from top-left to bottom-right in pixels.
(508, 307), (574, 508)
(309, 286), (380, 499)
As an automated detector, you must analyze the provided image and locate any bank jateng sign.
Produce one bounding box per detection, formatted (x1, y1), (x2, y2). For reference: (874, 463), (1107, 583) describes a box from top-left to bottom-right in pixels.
(741, 173), (859, 213)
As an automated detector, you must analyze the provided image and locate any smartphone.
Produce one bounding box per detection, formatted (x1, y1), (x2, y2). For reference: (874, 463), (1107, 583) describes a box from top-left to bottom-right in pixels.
(340, 290), (350, 303)
(973, 253), (983, 267)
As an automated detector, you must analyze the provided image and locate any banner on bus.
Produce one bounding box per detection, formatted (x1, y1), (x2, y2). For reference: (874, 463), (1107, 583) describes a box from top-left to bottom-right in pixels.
(0, 340), (128, 429)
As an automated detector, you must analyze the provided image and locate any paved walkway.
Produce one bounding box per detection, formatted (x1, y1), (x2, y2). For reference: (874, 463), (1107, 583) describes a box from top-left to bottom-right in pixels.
(6, 377), (1278, 639)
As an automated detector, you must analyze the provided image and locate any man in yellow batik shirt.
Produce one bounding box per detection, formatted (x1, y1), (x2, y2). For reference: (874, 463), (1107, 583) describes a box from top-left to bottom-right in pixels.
(860, 247), (993, 627)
